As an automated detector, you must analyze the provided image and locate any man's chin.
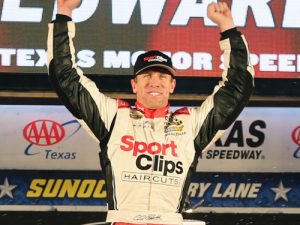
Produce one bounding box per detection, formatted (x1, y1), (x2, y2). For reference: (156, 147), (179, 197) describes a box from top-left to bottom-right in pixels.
(146, 102), (167, 109)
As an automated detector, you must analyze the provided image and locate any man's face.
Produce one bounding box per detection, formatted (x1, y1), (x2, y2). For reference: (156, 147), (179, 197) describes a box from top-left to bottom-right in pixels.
(131, 67), (176, 109)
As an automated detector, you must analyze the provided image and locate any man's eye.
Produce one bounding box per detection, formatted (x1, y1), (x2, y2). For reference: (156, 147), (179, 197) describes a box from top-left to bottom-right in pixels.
(143, 74), (150, 78)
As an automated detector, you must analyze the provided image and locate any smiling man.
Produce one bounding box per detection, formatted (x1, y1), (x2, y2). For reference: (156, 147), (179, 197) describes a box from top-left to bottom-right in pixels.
(47, 0), (254, 225)
(131, 51), (176, 110)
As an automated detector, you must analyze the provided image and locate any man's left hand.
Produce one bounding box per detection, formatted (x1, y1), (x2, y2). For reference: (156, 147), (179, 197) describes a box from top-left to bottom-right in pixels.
(207, 2), (235, 32)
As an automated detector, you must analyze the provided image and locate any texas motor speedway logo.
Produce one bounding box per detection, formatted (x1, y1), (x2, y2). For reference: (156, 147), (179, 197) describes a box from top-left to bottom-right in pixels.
(201, 120), (266, 160)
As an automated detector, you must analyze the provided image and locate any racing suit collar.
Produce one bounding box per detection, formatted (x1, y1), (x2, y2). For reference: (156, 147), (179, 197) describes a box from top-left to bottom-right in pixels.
(135, 101), (170, 118)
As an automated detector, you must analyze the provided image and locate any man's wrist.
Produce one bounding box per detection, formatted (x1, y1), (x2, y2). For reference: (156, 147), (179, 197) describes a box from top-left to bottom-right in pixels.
(220, 27), (241, 40)
(55, 14), (72, 22)
(57, 7), (72, 18)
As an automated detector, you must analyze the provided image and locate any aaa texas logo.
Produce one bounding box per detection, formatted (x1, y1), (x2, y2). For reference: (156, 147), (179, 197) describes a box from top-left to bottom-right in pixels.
(23, 119), (81, 156)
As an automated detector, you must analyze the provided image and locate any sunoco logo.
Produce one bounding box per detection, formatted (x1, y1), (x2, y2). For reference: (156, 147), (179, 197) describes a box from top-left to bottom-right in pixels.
(23, 120), (65, 146)
(292, 125), (300, 158)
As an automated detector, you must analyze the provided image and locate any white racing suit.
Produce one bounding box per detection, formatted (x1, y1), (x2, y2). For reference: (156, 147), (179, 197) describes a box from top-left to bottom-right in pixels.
(47, 20), (254, 225)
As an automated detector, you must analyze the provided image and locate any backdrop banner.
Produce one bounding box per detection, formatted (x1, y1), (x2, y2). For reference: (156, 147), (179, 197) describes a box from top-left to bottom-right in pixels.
(0, 105), (299, 213)
(0, 105), (299, 172)
(0, 0), (299, 78)
(0, 170), (299, 214)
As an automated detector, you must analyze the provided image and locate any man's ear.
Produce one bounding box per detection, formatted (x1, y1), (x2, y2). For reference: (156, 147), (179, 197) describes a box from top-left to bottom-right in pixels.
(131, 79), (137, 93)
(170, 79), (176, 94)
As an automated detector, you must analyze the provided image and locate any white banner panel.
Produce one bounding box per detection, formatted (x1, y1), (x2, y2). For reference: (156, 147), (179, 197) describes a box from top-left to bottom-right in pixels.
(0, 105), (100, 170)
(0, 105), (299, 172)
(198, 107), (300, 172)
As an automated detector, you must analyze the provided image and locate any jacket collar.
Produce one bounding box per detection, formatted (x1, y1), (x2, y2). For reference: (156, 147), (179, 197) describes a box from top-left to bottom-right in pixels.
(135, 101), (170, 118)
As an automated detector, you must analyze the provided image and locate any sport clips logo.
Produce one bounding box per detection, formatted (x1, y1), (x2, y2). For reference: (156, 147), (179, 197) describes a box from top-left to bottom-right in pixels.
(120, 135), (183, 176)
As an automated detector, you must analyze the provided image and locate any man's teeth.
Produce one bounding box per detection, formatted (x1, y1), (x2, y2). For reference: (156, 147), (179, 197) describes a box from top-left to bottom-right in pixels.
(150, 92), (159, 96)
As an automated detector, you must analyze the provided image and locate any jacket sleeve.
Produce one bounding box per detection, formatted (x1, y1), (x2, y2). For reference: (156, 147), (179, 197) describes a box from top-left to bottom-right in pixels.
(191, 31), (255, 152)
(47, 21), (118, 144)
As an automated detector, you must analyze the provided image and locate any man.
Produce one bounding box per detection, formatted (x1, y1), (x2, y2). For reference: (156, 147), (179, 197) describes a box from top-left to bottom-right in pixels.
(47, 0), (254, 224)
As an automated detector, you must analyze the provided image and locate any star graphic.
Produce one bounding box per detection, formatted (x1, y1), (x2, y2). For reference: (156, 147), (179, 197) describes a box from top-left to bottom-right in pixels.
(0, 177), (17, 199)
(271, 181), (291, 202)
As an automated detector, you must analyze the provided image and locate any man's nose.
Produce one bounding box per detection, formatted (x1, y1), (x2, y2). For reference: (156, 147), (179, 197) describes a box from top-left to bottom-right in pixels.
(149, 74), (161, 87)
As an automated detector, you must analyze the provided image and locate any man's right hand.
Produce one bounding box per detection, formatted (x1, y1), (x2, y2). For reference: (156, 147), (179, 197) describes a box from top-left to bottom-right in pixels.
(57, 0), (81, 17)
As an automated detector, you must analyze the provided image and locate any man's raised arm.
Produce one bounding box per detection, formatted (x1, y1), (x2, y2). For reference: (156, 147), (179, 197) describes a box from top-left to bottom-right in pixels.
(47, 0), (118, 143)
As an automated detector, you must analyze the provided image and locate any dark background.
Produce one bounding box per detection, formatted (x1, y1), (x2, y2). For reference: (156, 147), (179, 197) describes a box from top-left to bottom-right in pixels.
(0, 73), (299, 106)
(1, 211), (300, 225)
